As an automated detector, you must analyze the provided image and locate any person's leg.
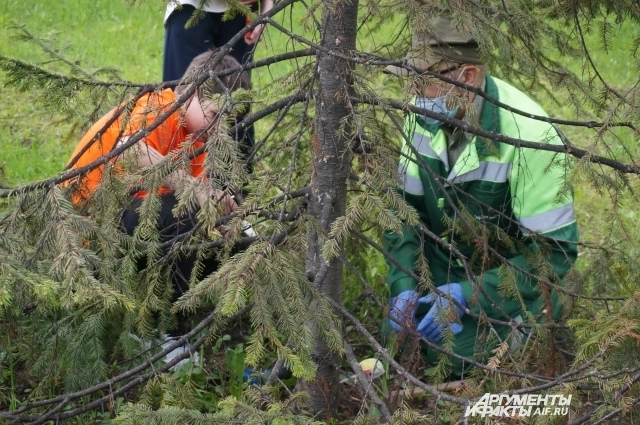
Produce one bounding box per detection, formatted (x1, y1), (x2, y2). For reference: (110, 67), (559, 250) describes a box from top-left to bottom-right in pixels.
(122, 194), (224, 339)
(156, 194), (224, 299)
(232, 114), (255, 174)
(121, 194), (219, 300)
(120, 196), (147, 276)
(214, 12), (257, 174)
(215, 11), (256, 69)
(163, 5), (218, 82)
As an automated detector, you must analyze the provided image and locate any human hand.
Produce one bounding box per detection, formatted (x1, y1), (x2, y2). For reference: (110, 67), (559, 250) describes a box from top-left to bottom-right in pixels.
(417, 283), (468, 342)
(389, 290), (420, 332)
(217, 191), (238, 216)
(194, 188), (237, 216)
(244, 24), (265, 45)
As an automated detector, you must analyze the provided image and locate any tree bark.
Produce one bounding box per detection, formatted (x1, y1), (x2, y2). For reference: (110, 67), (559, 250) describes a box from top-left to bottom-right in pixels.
(304, 0), (358, 418)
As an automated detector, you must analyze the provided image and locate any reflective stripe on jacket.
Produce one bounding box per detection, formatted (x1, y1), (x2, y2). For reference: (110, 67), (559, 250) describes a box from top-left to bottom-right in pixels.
(384, 75), (579, 321)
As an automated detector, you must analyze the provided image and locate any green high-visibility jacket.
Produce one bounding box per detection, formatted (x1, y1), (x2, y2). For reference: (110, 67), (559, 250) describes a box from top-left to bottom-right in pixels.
(384, 75), (579, 322)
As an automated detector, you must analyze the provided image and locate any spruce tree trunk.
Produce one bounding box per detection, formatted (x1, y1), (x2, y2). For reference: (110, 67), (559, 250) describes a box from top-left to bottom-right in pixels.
(304, 0), (358, 417)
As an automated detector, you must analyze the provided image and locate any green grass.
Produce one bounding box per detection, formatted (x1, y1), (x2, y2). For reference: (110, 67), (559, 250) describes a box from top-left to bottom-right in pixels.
(0, 0), (318, 185)
(0, 0), (165, 185)
(0, 1), (164, 80)
(521, 21), (640, 260)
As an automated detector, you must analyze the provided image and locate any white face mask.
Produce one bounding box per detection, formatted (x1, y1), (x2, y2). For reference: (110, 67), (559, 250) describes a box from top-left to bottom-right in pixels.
(415, 67), (467, 128)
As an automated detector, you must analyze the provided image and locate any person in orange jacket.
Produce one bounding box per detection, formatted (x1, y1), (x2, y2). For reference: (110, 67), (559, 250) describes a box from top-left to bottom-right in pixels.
(66, 51), (249, 300)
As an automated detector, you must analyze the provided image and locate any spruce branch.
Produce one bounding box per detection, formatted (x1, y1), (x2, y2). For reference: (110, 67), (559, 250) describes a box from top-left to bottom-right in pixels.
(572, 6), (625, 102)
(258, 21), (635, 130)
(327, 296), (468, 405)
(134, 188), (308, 256)
(331, 289), (615, 395)
(571, 369), (640, 425)
(0, 55), (142, 89)
(337, 250), (385, 309)
(10, 24), (121, 96)
(1, 305), (253, 423)
(246, 77), (315, 165)
(0, 90), (310, 200)
(360, 95), (640, 174)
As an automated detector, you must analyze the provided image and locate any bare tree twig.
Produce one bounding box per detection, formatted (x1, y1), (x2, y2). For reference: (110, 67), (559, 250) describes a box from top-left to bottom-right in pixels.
(263, 19), (635, 130)
(343, 340), (392, 421)
(358, 95), (640, 174)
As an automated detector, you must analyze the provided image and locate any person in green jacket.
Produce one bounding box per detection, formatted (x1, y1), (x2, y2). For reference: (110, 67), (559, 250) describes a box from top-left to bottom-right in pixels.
(383, 17), (579, 376)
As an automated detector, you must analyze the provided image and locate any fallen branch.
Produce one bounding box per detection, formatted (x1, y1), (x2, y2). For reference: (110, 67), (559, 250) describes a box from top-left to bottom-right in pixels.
(389, 380), (468, 400)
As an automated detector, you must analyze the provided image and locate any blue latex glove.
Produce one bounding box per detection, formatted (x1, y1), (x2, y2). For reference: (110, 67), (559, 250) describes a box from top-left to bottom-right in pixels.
(417, 283), (468, 342)
(243, 367), (293, 385)
(389, 290), (420, 332)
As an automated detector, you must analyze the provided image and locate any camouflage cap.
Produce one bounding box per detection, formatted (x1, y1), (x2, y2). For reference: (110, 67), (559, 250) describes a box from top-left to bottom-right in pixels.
(385, 16), (482, 76)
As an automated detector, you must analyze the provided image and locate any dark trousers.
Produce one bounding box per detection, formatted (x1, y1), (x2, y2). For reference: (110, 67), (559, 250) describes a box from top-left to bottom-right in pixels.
(121, 193), (252, 336)
(163, 4), (255, 82)
(121, 193), (220, 300)
(163, 5), (257, 172)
